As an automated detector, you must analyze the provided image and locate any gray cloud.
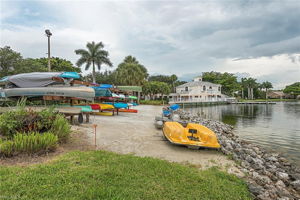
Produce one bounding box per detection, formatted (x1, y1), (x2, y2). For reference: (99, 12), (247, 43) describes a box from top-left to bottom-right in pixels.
(1, 0), (300, 87)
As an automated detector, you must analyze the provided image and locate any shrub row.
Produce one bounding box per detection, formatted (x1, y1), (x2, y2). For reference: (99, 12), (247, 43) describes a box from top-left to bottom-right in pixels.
(0, 107), (71, 141)
(0, 106), (71, 157)
(0, 132), (58, 156)
(139, 100), (166, 105)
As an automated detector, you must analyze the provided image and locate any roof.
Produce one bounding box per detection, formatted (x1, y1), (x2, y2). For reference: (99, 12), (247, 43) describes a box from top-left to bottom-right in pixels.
(117, 86), (142, 92)
(177, 81), (221, 88)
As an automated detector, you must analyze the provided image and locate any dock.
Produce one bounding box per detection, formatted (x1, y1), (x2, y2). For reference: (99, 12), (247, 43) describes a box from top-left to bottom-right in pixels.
(230, 102), (276, 104)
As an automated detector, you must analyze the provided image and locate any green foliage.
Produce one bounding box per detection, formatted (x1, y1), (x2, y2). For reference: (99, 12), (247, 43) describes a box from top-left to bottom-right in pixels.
(50, 114), (71, 143)
(115, 56), (148, 86)
(0, 132), (58, 156)
(148, 74), (185, 92)
(85, 70), (116, 84)
(143, 81), (171, 99)
(0, 107), (70, 142)
(0, 46), (81, 77)
(202, 71), (240, 96)
(0, 46), (23, 77)
(140, 100), (165, 105)
(15, 57), (82, 73)
(75, 41), (112, 83)
(0, 151), (252, 200)
(283, 82), (300, 96)
(0, 108), (28, 137)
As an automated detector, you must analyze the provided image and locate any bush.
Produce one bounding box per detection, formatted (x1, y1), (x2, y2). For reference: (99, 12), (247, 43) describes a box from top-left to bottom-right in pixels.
(51, 114), (71, 143)
(0, 108), (28, 137)
(140, 100), (165, 105)
(0, 107), (70, 141)
(0, 132), (58, 157)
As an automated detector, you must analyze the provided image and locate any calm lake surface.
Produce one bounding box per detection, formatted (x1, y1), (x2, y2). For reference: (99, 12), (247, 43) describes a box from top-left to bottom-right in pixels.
(184, 102), (300, 166)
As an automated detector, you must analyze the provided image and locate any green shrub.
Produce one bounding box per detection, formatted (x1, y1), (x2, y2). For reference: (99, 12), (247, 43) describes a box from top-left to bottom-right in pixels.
(0, 108), (28, 137)
(0, 140), (14, 157)
(0, 132), (58, 157)
(140, 100), (165, 105)
(51, 114), (71, 143)
(0, 107), (68, 138)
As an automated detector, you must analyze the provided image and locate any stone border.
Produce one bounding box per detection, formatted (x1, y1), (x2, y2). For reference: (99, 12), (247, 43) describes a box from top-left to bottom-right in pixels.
(177, 110), (300, 200)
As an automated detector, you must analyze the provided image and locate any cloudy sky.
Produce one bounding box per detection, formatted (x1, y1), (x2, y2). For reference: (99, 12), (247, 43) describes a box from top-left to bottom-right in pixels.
(1, 0), (300, 89)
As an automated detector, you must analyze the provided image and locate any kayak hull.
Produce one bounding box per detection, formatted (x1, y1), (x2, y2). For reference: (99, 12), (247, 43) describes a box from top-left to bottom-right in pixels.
(103, 102), (128, 109)
(1, 87), (95, 101)
(93, 112), (113, 116)
(163, 122), (220, 149)
(118, 109), (138, 113)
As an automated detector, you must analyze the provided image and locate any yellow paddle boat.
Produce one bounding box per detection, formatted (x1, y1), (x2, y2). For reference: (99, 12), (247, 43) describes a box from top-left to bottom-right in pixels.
(163, 122), (220, 149)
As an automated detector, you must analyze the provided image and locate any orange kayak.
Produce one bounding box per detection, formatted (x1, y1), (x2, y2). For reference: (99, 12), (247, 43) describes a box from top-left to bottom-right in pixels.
(118, 109), (138, 113)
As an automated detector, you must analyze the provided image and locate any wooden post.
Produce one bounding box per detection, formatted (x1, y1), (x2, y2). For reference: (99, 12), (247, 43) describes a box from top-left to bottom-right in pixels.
(93, 124), (97, 149)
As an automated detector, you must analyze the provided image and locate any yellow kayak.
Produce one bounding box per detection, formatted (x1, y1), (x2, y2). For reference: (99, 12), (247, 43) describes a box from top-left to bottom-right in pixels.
(163, 122), (220, 149)
(98, 103), (114, 110)
(94, 112), (113, 116)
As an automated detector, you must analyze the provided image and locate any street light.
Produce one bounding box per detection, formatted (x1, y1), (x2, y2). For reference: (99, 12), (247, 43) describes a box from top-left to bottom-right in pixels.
(45, 29), (52, 71)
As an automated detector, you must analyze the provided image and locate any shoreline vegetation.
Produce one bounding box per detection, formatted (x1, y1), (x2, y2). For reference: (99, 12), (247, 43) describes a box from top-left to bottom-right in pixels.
(0, 151), (252, 200)
(177, 109), (300, 199)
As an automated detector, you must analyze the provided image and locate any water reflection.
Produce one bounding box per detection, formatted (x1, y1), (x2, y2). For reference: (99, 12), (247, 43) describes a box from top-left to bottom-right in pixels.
(185, 102), (300, 165)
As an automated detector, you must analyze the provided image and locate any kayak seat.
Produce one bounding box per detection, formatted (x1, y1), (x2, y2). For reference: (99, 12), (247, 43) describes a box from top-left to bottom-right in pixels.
(187, 129), (200, 141)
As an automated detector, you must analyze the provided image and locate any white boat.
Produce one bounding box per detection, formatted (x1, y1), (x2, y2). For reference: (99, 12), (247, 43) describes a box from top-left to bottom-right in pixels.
(0, 86), (95, 101)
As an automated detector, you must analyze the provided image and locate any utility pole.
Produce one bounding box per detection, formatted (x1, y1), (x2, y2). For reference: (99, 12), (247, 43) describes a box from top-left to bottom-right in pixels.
(45, 29), (52, 71)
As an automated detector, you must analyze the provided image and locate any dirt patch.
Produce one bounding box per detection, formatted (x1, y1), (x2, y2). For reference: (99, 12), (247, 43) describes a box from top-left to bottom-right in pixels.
(0, 126), (94, 166)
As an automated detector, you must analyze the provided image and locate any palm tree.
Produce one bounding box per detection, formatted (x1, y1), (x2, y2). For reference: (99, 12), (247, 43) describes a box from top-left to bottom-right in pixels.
(241, 78), (247, 99)
(116, 56), (148, 86)
(75, 41), (112, 83)
(261, 81), (273, 100)
(244, 78), (257, 99)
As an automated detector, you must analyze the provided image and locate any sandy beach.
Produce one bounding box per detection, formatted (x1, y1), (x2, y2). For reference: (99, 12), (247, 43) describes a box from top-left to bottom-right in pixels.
(78, 105), (241, 174)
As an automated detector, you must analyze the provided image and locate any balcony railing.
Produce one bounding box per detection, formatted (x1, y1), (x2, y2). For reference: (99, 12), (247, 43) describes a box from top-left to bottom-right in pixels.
(169, 98), (227, 103)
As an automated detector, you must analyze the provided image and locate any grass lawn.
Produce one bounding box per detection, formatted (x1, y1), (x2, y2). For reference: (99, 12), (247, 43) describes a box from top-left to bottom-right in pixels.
(0, 151), (252, 200)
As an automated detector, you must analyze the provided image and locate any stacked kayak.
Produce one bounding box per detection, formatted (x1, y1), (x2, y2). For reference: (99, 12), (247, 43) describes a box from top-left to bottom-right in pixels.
(89, 103), (115, 116)
(73, 105), (93, 113)
(0, 72), (95, 101)
(118, 109), (138, 113)
(104, 102), (128, 109)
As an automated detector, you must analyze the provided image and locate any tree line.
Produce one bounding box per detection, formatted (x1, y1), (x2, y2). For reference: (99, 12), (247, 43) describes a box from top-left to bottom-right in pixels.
(1, 43), (299, 99)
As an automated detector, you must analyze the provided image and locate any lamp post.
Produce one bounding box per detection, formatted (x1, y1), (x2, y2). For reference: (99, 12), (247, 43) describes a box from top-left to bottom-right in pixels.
(45, 29), (52, 71)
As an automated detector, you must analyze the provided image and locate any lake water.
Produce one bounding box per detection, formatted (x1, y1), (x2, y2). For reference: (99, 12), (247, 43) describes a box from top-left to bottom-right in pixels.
(184, 102), (300, 166)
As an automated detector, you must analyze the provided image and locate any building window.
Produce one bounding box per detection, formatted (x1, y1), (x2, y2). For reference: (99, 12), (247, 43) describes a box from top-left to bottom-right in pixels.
(218, 87), (221, 91)
(185, 87), (188, 91)
(209, 86), (212, 90)
(203, 86), (206, 91)
(195, 96), (198, 98)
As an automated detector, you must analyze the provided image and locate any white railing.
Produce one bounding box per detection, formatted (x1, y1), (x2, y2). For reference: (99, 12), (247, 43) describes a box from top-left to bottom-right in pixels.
(169, 98), (227, 104)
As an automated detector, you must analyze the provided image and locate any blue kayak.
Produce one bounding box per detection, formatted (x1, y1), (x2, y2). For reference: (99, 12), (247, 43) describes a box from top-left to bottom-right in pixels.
(104, 102), (128, 109)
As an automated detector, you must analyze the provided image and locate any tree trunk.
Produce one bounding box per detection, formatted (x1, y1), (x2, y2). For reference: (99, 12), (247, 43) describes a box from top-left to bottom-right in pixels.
(248, 87), (251, 99)
(251, 88), (254, 100)
(266, 88), (268, 100)
(242, 89), (244, 99)
(92, 61), (96, 83)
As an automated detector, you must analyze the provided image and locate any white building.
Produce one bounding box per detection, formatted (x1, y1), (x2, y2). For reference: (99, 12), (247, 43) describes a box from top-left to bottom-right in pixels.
(169, 76), (226, 103)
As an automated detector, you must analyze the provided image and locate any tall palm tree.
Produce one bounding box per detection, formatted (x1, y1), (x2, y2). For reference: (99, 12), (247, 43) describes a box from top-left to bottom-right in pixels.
(261, 81), (273, 100)
(75, 41), (112, 83)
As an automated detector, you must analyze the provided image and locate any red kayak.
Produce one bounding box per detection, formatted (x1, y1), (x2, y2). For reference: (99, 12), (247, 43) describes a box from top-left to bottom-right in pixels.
(118, 109), (138, 113)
